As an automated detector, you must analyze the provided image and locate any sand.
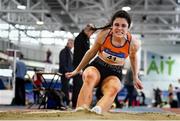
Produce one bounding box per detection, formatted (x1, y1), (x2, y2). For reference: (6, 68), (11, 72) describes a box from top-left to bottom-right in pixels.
(0, 109), (180, 120)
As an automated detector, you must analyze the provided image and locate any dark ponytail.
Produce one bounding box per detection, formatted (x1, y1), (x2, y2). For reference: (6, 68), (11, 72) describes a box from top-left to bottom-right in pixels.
(91, 24), (111, 31)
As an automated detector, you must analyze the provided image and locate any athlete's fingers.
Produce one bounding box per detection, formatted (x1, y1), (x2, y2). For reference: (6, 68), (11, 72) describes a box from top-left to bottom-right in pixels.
(65, 72), (72, 78)
(134, 81), (143, 90)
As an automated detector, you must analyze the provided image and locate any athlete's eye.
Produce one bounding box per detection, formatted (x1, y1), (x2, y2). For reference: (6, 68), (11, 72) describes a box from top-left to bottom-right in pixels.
(114, 23), (119, 26)
(114, 23), (128, 28)
(122, 24), (127, 28)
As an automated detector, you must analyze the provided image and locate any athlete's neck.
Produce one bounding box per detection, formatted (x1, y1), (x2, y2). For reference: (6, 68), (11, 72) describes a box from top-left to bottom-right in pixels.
(112, 35), (126, 47)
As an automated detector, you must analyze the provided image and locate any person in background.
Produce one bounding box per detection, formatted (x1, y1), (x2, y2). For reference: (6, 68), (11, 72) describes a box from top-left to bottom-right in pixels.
(72, 24), (96, 108)
(32, 68), (42, 104)
(139, 91), (146, 106)
(175, 79), (180, 107)
(168, 92), (178, 108)
(44, 49), (53, 72)
(153, 87), (162, 107)
(123, 69), (138, 107)
(168, 83), (174, 95)
(66, 10), (143, 114)
(45, 49), (52, 63)
(14, 53), (27, 105)
(59, 39), (74, 107)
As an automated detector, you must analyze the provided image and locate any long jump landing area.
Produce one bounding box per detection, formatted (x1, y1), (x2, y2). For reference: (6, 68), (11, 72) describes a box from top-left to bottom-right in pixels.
(0, 106), (180, 120)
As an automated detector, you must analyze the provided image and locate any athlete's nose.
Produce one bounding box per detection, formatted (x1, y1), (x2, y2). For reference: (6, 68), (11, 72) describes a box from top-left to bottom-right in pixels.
(117, 25), (123, 30)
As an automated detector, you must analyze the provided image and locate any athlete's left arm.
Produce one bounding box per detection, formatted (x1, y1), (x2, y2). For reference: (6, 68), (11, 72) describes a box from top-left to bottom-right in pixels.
(129, 36), (143, 89)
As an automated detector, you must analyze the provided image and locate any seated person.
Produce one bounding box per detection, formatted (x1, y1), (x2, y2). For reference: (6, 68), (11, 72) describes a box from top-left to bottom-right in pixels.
(168, 92), (178, 108)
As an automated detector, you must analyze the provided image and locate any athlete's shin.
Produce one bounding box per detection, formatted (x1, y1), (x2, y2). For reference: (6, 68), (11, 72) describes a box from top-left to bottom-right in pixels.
(76, 83), (94, 108)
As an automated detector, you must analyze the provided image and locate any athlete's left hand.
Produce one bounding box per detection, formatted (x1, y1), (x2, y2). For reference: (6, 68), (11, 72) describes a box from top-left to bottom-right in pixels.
(134, 78), (143, 90)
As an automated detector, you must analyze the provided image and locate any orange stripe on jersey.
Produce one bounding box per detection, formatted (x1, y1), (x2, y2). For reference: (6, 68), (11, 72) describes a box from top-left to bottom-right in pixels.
(98, 31), (132, 65)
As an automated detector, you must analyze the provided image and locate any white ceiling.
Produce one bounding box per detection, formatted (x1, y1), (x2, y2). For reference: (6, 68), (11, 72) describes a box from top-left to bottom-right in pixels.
(0, 0), (180, 54)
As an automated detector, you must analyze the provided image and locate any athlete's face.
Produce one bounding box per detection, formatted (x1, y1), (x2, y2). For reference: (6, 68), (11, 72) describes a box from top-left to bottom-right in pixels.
(112, 18), (129, 38)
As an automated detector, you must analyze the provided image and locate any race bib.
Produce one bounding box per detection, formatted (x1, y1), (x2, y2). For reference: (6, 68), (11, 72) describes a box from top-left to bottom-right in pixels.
(102, 48), (125, 64)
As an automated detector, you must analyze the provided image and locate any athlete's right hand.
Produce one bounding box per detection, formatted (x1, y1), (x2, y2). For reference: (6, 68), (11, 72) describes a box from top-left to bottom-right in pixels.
(65, 71), (78, 78)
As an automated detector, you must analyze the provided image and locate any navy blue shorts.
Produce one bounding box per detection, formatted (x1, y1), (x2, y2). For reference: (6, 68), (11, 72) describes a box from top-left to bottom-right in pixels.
(88, 57), (122, 86)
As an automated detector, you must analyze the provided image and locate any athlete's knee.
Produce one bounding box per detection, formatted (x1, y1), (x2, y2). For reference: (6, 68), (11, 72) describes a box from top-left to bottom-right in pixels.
(103, 79), (121, 96)
(113, 85), (121, 94)
(108, 85), (121, 96)
(82, 67), (100, 85)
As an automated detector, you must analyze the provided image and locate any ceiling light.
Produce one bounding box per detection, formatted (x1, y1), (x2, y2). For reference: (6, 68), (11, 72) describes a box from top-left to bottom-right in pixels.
(17, 5), (26, 10)
(122, 6), (131, 11)
(36, 21), (44, 25)
(70, 23), (75, 27)
(60, 10), (65, 15)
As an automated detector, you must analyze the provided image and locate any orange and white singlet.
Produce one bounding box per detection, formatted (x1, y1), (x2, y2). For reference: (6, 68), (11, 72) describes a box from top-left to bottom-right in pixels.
(98, 30), (132, 66)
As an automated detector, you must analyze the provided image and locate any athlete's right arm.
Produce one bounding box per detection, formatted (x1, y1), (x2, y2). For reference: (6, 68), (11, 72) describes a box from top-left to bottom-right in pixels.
(65, 30), (109, 78)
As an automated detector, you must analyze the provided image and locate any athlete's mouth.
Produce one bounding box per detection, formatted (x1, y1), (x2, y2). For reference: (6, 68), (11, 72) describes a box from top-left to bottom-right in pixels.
(116, 32), (124, 35)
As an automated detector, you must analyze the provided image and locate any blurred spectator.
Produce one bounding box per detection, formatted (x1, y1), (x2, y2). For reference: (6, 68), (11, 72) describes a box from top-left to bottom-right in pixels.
(123, 69), (138, 107)
(175, 79), (180, 107)
(44, 49), (52, 72)
(153, 87), (162, 107)
(32, 68), (42, 104)
(168, 83), (174, 95)
(168, 92), (178, 108)
(46, 49), (52, 63)
(0, 78), (5, 89)
(59, 38), (74, 106)
(72, 24), (95, 108)
(138, 91), (146, 106)
(14, 53), (27, 105)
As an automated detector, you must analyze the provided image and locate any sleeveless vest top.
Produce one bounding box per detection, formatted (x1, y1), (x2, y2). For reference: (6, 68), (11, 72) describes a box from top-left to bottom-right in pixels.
(98, 30), (132, 66)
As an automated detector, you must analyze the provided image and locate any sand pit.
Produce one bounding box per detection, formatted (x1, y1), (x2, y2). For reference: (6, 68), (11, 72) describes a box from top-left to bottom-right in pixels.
(0, 108), (180, 120)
